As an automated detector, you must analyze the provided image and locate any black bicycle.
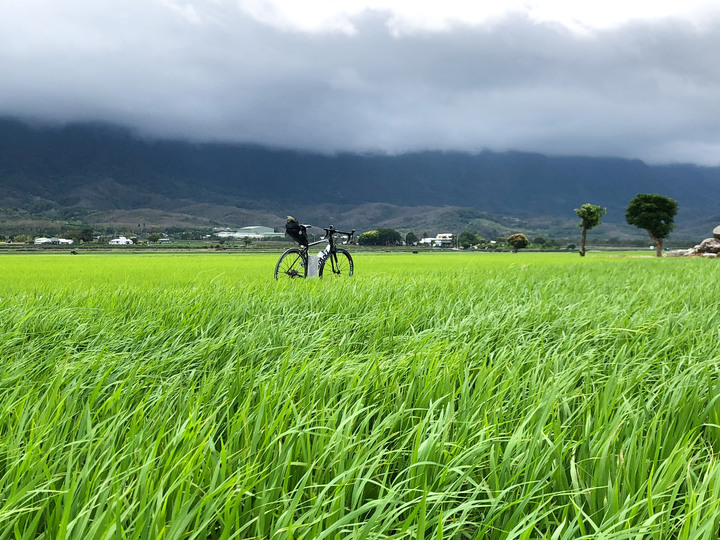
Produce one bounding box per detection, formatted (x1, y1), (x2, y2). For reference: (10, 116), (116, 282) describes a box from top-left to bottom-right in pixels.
(275, 220), (355, 280)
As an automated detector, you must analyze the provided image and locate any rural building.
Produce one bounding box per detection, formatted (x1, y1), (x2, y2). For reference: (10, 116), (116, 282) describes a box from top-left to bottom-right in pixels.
(215, 226), (284, 239)
(419, 233), (454, 247)
(34, 237), (73, 245)
(109, 236), (133, 245)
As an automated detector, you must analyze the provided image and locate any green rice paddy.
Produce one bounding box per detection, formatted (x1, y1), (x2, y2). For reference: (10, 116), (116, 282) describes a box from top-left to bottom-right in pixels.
(1, 252), (719, 539)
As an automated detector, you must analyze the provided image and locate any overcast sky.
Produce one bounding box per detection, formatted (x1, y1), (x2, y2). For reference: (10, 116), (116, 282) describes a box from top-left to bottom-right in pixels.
(1, 0), (719, 165)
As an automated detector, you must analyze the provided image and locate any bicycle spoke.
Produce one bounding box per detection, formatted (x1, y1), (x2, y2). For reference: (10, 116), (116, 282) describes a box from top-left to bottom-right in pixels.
(275, 249), (306, 279)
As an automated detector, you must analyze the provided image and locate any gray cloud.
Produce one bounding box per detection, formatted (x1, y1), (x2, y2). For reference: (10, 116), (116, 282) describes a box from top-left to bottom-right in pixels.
(1, 2), (719, 164)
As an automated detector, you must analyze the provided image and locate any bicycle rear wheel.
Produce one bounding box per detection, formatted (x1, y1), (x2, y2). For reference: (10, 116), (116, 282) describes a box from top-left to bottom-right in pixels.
(318, 248), (353, 278)
(275, 249), (307, 280)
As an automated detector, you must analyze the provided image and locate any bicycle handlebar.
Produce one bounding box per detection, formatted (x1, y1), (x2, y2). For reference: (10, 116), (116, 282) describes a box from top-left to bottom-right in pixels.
(323, 226), (355, 239)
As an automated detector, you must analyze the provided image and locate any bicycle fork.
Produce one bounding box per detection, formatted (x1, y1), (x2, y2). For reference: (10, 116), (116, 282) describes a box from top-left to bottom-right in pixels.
(327, 252), (341, 274)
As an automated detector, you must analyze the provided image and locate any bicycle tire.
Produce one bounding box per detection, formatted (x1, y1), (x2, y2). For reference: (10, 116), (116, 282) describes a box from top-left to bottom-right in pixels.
(275, 249), (307, 280)
(318, 248), (353, 278)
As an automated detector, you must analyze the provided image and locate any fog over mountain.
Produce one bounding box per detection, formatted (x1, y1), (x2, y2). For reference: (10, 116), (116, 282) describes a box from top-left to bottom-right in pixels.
(1, 118), (718, 241)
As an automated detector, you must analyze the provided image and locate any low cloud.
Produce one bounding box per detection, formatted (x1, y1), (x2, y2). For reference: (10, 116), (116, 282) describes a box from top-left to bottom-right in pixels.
(1, 1), (719, 164)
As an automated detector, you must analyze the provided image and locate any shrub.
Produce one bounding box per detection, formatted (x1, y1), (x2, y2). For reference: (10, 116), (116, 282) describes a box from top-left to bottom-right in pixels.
(507, 233), (529, 252)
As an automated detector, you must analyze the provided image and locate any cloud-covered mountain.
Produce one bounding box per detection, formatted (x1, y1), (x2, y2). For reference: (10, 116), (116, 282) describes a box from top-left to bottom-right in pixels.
(1, 118), (718, 239)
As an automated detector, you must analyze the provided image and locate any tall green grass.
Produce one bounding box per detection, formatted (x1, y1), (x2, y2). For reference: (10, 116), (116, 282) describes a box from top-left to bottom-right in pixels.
(1, 252), (719, 538)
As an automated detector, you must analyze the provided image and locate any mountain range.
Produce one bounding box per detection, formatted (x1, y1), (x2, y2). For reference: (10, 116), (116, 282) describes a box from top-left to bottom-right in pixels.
(1, 117), (718, 242)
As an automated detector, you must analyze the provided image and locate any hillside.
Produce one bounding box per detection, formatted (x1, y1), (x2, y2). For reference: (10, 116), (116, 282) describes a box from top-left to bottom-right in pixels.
(1, 117), (718, 240)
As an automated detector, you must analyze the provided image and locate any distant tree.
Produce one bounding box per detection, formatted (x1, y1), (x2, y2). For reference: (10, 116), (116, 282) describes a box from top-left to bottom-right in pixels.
(575, 203), (606, 256)
(63, 227), (93, 243)
(405, 231), (419, 245)
(377, 228), (403, 245)
(458, 230), (480, 249)
(80, 228), (94, 242)
(533, 236), (548, 246)
(358, 228), (402, 246)
(242, 237), (253, 247)
(507, 233), (529, 252)
(358, 230), (379, 245)
(625, 193), (678, 257)
(147, 233), (162, 243)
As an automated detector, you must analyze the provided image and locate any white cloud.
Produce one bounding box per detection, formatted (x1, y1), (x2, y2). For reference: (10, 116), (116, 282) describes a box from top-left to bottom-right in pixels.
(234, 0), (719, 33)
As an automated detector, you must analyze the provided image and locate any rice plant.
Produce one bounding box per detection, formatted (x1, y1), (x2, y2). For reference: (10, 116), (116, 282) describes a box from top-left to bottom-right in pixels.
(0, 252), (719, 539)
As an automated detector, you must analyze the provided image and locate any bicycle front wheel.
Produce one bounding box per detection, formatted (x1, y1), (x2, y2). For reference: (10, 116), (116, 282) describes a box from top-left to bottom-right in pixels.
(318, 248), (353, 278)
(275, 249), (307, 280)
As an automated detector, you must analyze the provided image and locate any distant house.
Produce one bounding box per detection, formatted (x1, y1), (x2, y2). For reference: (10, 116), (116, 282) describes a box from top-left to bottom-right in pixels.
(34, 237), (73, 245)
(215, 226), (285, 239)
(109, 236), (133, 245)
(419, 233), (454, 247)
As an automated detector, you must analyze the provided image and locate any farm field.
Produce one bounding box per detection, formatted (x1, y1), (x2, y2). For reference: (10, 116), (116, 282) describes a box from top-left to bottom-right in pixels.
(1, 252), (719, 539)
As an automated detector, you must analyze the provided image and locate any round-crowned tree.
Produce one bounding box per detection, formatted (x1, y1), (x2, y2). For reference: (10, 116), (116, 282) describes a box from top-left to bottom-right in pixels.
(625, 194), (677, 257)
(458, 230), (480, 249)
(358, 228), (402, 246)
(507, 233), (529, 252)
(405, 231), (419, 245)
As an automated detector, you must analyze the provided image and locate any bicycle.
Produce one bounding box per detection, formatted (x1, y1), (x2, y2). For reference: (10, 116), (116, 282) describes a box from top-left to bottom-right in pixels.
(275, 223), (355, 280)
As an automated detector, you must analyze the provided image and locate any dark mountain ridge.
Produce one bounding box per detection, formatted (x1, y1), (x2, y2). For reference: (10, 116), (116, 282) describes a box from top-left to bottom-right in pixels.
(1, 117), (718, 239)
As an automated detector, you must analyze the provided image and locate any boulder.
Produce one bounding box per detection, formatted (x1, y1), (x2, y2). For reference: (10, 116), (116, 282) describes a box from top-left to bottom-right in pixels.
(714, 225), (720, 240)
(665, 249), (695, 257)
(695, 237), (720, 254)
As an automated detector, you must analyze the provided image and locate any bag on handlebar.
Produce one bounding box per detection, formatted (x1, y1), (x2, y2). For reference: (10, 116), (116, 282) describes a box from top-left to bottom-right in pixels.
(285, 216), (308, 247)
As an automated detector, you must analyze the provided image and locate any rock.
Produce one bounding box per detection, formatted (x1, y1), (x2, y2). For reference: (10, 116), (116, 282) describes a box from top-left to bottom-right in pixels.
(714, 225), (720, 239)
(695, 237), (720, 254)
(665, 249), (695, 257)
(702, 253), (717, 258)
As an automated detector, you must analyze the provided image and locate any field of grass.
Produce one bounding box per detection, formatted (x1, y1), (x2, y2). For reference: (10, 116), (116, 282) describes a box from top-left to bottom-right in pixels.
(1, 251), (719, 539)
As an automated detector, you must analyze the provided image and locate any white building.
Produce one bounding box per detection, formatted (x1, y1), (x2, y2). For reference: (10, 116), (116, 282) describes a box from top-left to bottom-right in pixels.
(34, 237), (73, 245)
(419, 233), (454, 247)
(109, 236), (133, 245)
(215, 226), (284, 239)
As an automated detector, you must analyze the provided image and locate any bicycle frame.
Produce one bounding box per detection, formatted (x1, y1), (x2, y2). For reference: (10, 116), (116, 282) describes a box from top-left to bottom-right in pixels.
(276, 225), (354, 279)
(311, 226), (355, 275)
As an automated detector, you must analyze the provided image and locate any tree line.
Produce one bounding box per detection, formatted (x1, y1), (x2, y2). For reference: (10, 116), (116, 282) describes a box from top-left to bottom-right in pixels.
(356, 193), (678, 257)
